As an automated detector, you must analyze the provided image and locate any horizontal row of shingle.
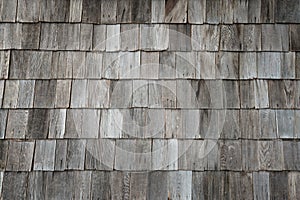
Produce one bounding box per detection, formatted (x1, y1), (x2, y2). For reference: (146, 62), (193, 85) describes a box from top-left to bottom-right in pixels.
(0, 139), (299, 172)
(3, 50), (300, 80)
(3, 171), (298, 200)
(0, 23), (299, 51)
(1, 108), (300, 140)
(1, 171), (299, 200)
(1, 0), (299, 24)
(1, 79), (300, 109)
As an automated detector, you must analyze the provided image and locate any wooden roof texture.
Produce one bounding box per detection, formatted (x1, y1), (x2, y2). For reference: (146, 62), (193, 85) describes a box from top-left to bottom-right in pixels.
(0, 0), (300, 199)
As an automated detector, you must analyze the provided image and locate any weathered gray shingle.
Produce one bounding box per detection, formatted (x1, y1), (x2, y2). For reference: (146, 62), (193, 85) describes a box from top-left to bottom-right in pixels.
(66, 140), (86, 170)
(27, 109), (50, 139)
(33, 140), (56, 171)
(140, 24), (169, 51)
(164, 0), (187, 23)
(192, 25), (219, 51)
(0, 0), (17, 22)
(262, 24), (289, 51)
(6, 110), (28, 138)
(2, 172), (28, 199)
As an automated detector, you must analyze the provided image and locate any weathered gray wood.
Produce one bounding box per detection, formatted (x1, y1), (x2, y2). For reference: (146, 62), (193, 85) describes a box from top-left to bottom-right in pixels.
(262, 24), (289, 51)
(82, 0), (101, 23)
(3, 80), (18, 108)
(216, 52), (239, 79)
(140, 52), (159, 79)
(66, 140), (86, 170)
(91, 171), (111, 199)
(240, 173), (254, 200)
(110, 80), (132, 108)
(253, 172), (270, 200)
(44, 172), (74, 199)
(240, 80), (255, 108)
(6, 110), (28, 138)
(198, 80), (224, 109)
(0, 23), (22, 49)
(269, 80), (295, 108)
(0, 171), (3, 198)
(69, 0), (82, 22)
(254, 80), (269, 108)
(106, 25), (120, 52)
(289, 172), (300, 200)
(68, 52), (86, 78)
(92, 25), (106, 51)
(17, 80), (35, 108)
(220, 25), (241, 51)
(54, 80), (71, 108)
(71, 80), (87, 108)
(120, 24), (139, 51)
(169, 24), (191, 51)
(85, 139), (115, 170)
(0, 140), (8, 169)
(48, 109), (66, 138)
(40, 23), (58, 50)
(258, 140), (283, 170)
(72, 171), (91, 200)
(283, 141), (300, 170)
(80, 24), (92, 50)
(281, 52), (295, 78)
(248, 0), (261, 23)
(257, 52), (281, 78)
(291, 25), (300, 51)
(85, 52), (102, 78)
(178, 140), (204, 170)
(198, 52), (215, 79)
(275, 0), (300, 22)
(27, 109), (50, 139)
(223, 81), (240, 108)
(233, 0), (248, 23)
(0, 0), (17, 22)
(100, 109), (123, 138)
(276, 110), (294, 138)
(261, 0), (274, 23)
(117, 0), (131, 23)
(191, 25), (219, 51)
(206, 0), (221, 24)
(242, 25), (261, 51)
(175, 52), (196, 78)
(203, 140), (220, 170)
(149, 80), (176, 108)
(115, 139), (151, 170)
(240, 110), (259, 139)
(54, 140), (67, 171)
(219, 140), (242, 171)
(6, 141), (34, 171)
(221, 110), (240, 139)
(165, 109), (180, 138)
(65, 109), (100, 138)
(164, 0), (187, 23)
(131, 0), (151, 23)
(102, 52), (119, 79)
(168, 171), (192, 199)
(2, 172), (28, 200)
(27, 172), (45, 200)
(140, 24), (169, 51)
(188, 0), (205, 24)
(269, 172), (289, 199)
(39, 0), (70, 22)
(17, 0), (40, 22)
(147, 171), (168, 200)
(0, 110), (7, 139)
(21, 23), (40, 49)
(34, 80), (57, 108)
(132, 80), (148, 107)
(129, 172), (148, 199)
(152, 139), (178, 170)
(87, 80), (110, 108)
(33, 140), (56, 171)
(0, 50), (9, 79)
(176, 80), (197, 108)
(239, 53), (257, 79)
(119, 52), (140, 79)
(242, 140), (259, 171)
(258, 109), (277, 138)
(159, 52), (176, 79)
(100, 0), (117, 23)
(219, 0), (233, 23)
(151, 0), (165, 22)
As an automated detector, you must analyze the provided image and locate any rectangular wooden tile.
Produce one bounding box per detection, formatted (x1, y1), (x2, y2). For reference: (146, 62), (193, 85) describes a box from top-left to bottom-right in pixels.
(119, 51), (140, 79)
(87, 80), (110, 108)
(140, 24), (169, 51)
(117, 0), (131, 23)
(261, 0), (274, 23)
(21, 23), (40, 49)
(167, 171), (192, 199)
(270, 172), (289, 199)
(198, 52), (215, 79)
(110, 80), (132, 108)
(219, 0), (233, 23)
(175, 52), (196, 78)
(188, 0), (205, 24)
(288, 172), (300, 200)
(242, 25), (261, 51)
(283, 141), (300, 170)
(71, 80), (87, 108)
(44, 172), (73, 199)
(257, 52), (281, 78)
(0, 140), (8, 169)
(40, 0), (70, 22)
(233, 0), (248, 23)
(291, 25), (300, 51)
(6, 110), (28, 138)
(223, 81), (240, 108)
(0, 0), (17, 22)
(3, 80), (19, 108)
(220, 110), (240, 139)
(34, 80), (57, 108)
(120, 24), (139, 51)
(100, 109), (123, 138)
(262, 24), (289, 51)
(34, 140), (56, 171)
(0, 50), (9, 79)
(178, 140), (204, 170)
(258, 109), (277, 138)
(192, 25), (219, 51)
(0, 110), (7, 139)
(240, 80), (255, 108)
(85, 52), (102, 78)
(17, 80), (35, 108)
(106, 25), (120, 52)
(92, 25), (106, 51)
(132, 80), (148, 107)
(240, 110), (259, 139)
(2, 172), (28, 200)
(151, 0), (165, 22)
(242, 140), (259, 171)
(216, 52), (239, 79)
(220, 25), (242, 51)
(0, 23), (22, 49)
(82, 0), (101, 23)
(48, 109), (66, 139)
(27, 172), (46, 200)
(6, 141), (34, 171)
(276, 110), (294, 138)
(17, 0), (40, 22)
(258, 140), (283, 170)
(69, 0), (82, 22)
(101, 0), (117, 23)
(169, 24), (191, 51)
(85, 139), (115, 170)
(219, 140), (242, 171)
(206, 0), (220, 23)
(239, 53), (257, 79)
(54, 80), (71, 108)
(203, 140), (220, 170)
(281, 52), (295, 78)
(80, 24), (92, 50)
(131, 0), (151, 23)
(102, 52), (119, 79)
(275, 0), (300, 22)
(269, 80), (295, 108)
(27, 109), (50, 139)
(254, 80), (269, 108)
(91, 171), (111, 199)
(159, 51), (176, 79)
(152, 139), (178, 170)
(140, 52), (159, 79)
(176, 80), (197, 108)
(164, 0), (187, 23)
(253, 172), (270, 200)
(66, 140), (86, 170)
(54, 140), (67, 171)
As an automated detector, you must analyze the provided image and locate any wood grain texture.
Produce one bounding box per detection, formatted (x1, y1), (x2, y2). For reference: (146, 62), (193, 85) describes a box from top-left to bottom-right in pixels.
(3, 80), (19, 108)
(216, 52), (239, 79)
(270, 172), (289, 199)
(258, 109), (277, 139)
(169, 24), (191, 51)
(261, 0), (274, 23)
(165, 0), (187, 23)
(69, 0), (82, 22)
(117, 0), (131, 23)
(168, 171), (192, 199)
(221, 110), (240, 139)
(54, 80), (71, 108)
(110, 80), (132, 108)
(242, 25), (261, 51)
(21, 23), (40, 49)
(240, 80), (255, 108)
(269, 80), (295, 108)
(93, 25), (106, 51)
(140, 52), (159, 79)
(240, 110), (259, 139)
(192, 25), (219, 51)
(254, 80), (269, 108)
(132, 80), (148, 107)
(17, 80), (35, 108)
(233, 0), (248, 23)
(147, 171), (168, 199)
(0, 50), (9, 79)
(54, 140), (67, 171)
(39, 0), (70, 22)
(131, 0), (151, 23)
(283, 141), (300, 170)
(0, 110), (7, 139)
(0, 140), (8, 170)
(151, 0), (165, 22)
(159, 51), (176, 79)
(101, 0), (117, 23)
(257, 52), (281, 78)
(276, 110), (294, 138)
(188, 0), (205, 24)
(198, 52), (215, 79)
(140, 24), (169, 51)
(82, 0), (101, 23)
(33, 140), (56, 171)
(223, 81), (240, 108)
(120, 24), (139, 51)
(27, 109), (50, 139)
(0, 0), (17, 22)
(262, 24), (289, 51)
(275, 0), (300, 22)
(2, 172), (28, 199)
(242, 140), (259, 171)
(6, 110), (28, 138)
(66, 140), (86, 170)
(178, 140), (204, 170)
(219, 140), (242, 171)
(258, 140), (283, 170)
(152, 139), (178, 170)
(253, 172), (270, 200)
(87, 80), (110, 108)
(34, 80), (57, 108)
(17, 0), (40, 22)
(220, 25), (242, 51)
(48, 109), (66, 138)
(175, 52), (196, 78)
(289, 172), (300, 200)
(291, 25), (300, 51)
(119, 52), (140, 79)
(248, 0), (261, 23)
(206, 0), (220, 24)
(80, 24), (92, 50)
(106, 25), (120, 52)
(239, 53), (257, 79)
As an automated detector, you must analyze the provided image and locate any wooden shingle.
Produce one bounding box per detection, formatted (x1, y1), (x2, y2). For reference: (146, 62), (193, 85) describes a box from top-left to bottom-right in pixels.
(269, 80), (295, 108)
(240, 80), (255, 108)
(117, 0), (131, 23)
(254, 80), (269, 108)
(106, 25), (120, 52)
(289, 172), (300, 200)
(66, 140), (86, 170)
(34, 80), (57, 108)
(21, 23), (40, 49)
(82, 0), (101, 23)
(216, 52), (239, 79)
(0, 110), (7, 139)
(219, 0), (233, 23)
(44, 172), (73, 199)
(6, 141), (34, 171)
(87, 80), (110, 108)
(70, 80), (87, 108)
(220, 25), (241, 51)
(206, 0), (221, 24)
(93, 25), (106, 51)
(0, 0), (17, 22)
(168, 171), (192, 199)
(3, 80), (19, 108)
(295, 110), (300, 138)
(169, 24), (191, 51)
(221, 110), (240, 139)
(91, 171), (111, 199)
(242, 25), (261, 51)
(257, 52), (281, 78)
(27, 172), (46, 200)
(54, 140), (67, 171)
(133, 80), (148, 107)
(248, 0), (261, 23)
(33, 140), (56, 171)
(240, 110), (259, 139)
(17, 80), (35, 108)
(164, 0), (187, 23)
(262, 24), (289, 51)
(223, 81), (240, 108)
(258, 109), (277, 138)
(120, 24), (139, 51)
(40, 0), (70, 22)
(100, 109), (123, 138)
(291, 25), (300, 51)
(0, 23), (22, 49)
(229, 172), (253, 200)
(175, 52), (196, 78)
(102, 52), (119, 79)
(119, 52), (140, 79)
(151, 0), (165, 22)
(149, 80), (176, 108)
(242, 140), (259, 171)
(73, 171), (92, 200)
(140, 52), (159, 79)
(147, 171), (168, 199)
(261, 0), (274, 23)
(2, 172), (28, 200)
(176, 80), (198, 108)
(239, 53), (257, 79)
(101, 0), (117, 23)
(152, 139), (178, 170)
(188, 0), (205, 24)
(51, 52), (71, 78)
(253, 172), (270, 200)
(276, 110), (294, 138)
(270, 172), (289, 199)
(65, 109), (100, 138)
(159, 52), (176, 79)
(17, 0), (40, 22)
(110, 80), (133, 108)
(6, 110), (28, 138)
(219, 140), (242, 171)
(48, 109), (66, 138)
(258, 140), (283, 170)
(192, 25), (219, 51)
(0, 50), (9, 79)
(140, 24), (169, 51)
(275, 0), (300, 23)
(198, 52), (216, 79)
(85, 139), (115, 170)
(80, 24), (92, 51)
(0, 140), (8, 169)
(54, 80), (71, 108)
(233, 0), (248, 23)
(283, 141), (300, 170)
(27, 109), (50, 139)
(69, 0), (83, 22)
(131, 0), (151, 23)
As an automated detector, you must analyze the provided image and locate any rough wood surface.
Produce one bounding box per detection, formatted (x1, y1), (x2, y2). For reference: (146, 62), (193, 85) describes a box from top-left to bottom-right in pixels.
(6, 110), (28, 138)
(262, 24), (289, 51)
(165, 0), (187, 23)
(27, 109), (50, 138)
(34, 140), (56, 171)
(192, 25), (219, 51)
